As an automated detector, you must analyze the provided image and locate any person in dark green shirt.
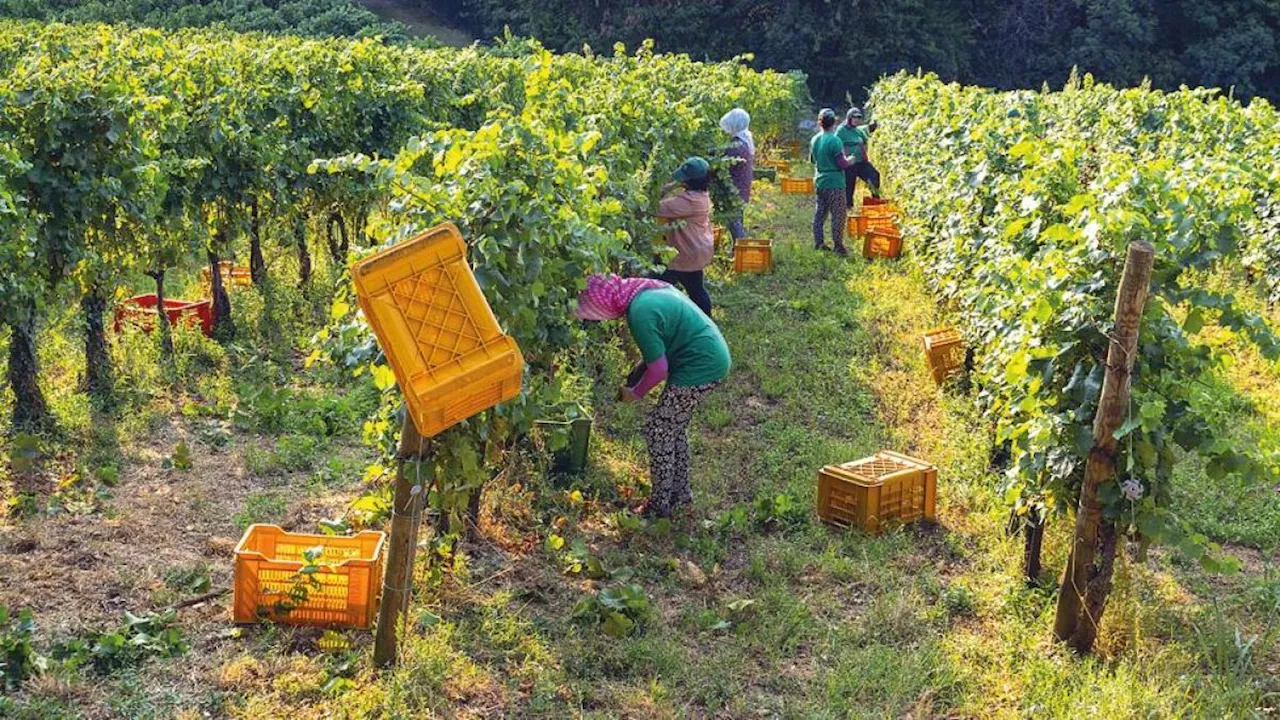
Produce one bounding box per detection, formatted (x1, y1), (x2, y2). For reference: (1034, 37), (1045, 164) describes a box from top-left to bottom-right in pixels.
(809, 108), (857, 255)
(576, 274), (731, 518)
(838, 107), (881, 206)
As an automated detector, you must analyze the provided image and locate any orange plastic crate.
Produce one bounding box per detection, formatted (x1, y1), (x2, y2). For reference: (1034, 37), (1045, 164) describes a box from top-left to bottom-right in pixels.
(780, 177), (814, 195)
(733, 239), (773, 273)
(817, 451), (937, 533)
(233, 524), (386, 628)
(863, 228), (902, 260)
(923, 327), (966, 385)
(847, 212), (863, 239)
(353, 223), (524, 437)
(200, 261), (252, 290)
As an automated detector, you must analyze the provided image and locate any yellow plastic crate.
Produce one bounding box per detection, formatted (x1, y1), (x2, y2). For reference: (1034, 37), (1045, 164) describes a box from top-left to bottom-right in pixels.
(353, 223), (524, 437)
(817, 451), (937, 533)
(733, 239), (773, 273)
(200, 261), (252, 290)
(863, 228), (902, 260)
(233, 524), (386, 628)
(923, 327), (965, 385)
(781, 177), (814, 195)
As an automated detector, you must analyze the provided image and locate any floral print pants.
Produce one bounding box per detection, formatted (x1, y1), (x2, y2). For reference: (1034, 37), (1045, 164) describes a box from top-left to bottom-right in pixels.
(642, 382), (719, 517)
(813, 187), (847, 250)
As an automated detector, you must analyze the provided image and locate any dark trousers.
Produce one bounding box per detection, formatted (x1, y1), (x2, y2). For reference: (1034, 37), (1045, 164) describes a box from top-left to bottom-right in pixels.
(844, 161), (882, 206)
(657, 268), (711, 316)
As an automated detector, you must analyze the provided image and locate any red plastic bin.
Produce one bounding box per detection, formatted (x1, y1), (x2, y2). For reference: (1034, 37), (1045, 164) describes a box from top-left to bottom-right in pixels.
(113, 294), (213, 337)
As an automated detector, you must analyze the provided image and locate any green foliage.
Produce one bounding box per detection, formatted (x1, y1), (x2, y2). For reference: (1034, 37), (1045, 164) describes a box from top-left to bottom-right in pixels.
(572, 583), (652, 638)
(871, 71), (1280, 561)
(52, 610), (186, 676)
(0, 605), (43, 691)
(0, 0), (414, 41)
(445, 0), (1280, 102)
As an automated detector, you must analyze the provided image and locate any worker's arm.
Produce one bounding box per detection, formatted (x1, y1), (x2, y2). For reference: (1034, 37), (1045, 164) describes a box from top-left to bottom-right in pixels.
(624, 355), (670, 400)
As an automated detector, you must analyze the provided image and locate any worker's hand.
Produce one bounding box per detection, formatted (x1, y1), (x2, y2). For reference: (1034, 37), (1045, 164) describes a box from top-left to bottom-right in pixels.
(619, 387), (640, 403)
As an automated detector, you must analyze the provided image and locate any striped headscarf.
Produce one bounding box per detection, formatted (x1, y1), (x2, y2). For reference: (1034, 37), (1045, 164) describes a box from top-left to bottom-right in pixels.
(574, 274), (669, 321)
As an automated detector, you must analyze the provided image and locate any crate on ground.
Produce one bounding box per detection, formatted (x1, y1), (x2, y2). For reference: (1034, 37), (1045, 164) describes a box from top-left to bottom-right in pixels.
(200, 261), (252, 290)
(817, 451), (938, 533)
(780, 177), (814, 195)
(923, 327), (966, 385)
(352, 222), (524, 438)
(234, 524), (386, 628)
(733, 238), (773, 273)
(863, 227), (902, 260)
(847, 212), (863, 239)
(113, 294), (213, 336)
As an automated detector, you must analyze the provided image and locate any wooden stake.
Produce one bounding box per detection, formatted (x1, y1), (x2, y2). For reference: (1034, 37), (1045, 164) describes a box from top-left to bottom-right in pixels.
(373, 409), (428, 668)
(1053, 241), (1154, 653)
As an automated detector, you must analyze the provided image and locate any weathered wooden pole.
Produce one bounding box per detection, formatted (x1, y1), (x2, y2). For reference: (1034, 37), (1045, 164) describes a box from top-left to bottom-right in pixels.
(1053, 240), (1154, 653)
(373, 409), (428, 667)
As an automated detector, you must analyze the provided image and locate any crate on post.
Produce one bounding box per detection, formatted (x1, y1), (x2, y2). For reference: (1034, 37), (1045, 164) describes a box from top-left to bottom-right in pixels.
(781, 177), (814, 195)
(817, 451), (938, 533)
(733, 239), (773, 273)
(784, 139), (805, 159)
(352, 223), (524, 438)
(863, 228), (902, 260)
(233, 524), (387, 628)
(923, 327), (965, 385)
(713, 225), (726, 252)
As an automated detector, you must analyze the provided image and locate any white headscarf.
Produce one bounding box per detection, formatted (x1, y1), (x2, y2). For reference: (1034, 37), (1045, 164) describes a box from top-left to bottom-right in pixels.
(719, 108), (754, 156)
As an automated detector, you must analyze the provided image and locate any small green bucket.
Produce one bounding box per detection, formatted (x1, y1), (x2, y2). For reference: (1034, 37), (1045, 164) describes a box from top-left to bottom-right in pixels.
(536, 414), (592, 476)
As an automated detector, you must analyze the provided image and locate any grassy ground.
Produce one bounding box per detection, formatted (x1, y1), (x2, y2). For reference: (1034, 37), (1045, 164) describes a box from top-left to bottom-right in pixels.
(2, 183), (1278, 718)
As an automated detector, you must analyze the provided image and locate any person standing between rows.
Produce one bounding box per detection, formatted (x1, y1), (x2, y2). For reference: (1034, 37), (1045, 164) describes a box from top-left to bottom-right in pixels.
(576, 274), (731, 518)
(719, 108), (755, 244)
(809, 108), (857, 255)
(838, 107), (881, 206)
(655, 157), (715, 315)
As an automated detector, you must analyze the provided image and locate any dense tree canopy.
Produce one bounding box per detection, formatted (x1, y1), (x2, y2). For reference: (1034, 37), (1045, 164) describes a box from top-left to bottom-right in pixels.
(439, 0), (1280, 102)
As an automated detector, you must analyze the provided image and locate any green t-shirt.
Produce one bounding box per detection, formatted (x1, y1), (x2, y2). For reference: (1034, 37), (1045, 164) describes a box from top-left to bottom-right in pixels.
(836, 124), (868, 163)
(809, 131), (846, 190)
(627, 288), (731, 387)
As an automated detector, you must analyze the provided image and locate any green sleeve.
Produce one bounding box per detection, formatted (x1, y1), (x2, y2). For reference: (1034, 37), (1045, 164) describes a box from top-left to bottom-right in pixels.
(627, 302), (667, 364)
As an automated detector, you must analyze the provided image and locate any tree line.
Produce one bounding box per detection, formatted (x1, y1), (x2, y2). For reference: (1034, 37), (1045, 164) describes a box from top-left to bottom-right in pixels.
(437, 0), (1280, 103)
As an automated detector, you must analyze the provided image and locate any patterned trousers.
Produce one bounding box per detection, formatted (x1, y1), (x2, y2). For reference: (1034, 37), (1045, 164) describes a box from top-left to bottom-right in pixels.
(642, 382), (719, 517)
(813, 188), (847, 250)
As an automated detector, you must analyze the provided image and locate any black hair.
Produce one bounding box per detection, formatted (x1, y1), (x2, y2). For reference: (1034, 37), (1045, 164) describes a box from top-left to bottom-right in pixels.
(820, 113), (837, 130)
(685, 175), (711, 192)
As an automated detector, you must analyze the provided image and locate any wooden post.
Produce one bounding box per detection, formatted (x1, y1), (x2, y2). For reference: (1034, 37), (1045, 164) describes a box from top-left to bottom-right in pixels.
(1053, 241), (1154, 653)
(373, 409), (428, 668)
(1023, 512), (1045, 584)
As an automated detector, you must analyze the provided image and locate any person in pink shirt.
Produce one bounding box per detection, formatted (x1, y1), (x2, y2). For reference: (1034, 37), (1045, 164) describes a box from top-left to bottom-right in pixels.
(655, 157), (714, 316)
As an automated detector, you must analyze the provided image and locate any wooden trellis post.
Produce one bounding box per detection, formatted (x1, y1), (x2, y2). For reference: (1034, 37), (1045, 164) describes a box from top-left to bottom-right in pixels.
(1053, 240), (1154, 653)
(373, 409), (428, 667)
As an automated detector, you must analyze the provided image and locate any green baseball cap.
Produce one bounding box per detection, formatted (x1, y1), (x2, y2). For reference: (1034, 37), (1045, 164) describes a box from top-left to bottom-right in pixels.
(672, 156), (710, 182)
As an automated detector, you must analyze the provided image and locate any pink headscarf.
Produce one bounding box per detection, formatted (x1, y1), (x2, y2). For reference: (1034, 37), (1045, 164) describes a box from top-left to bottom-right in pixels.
(575, 274), (670, 321)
